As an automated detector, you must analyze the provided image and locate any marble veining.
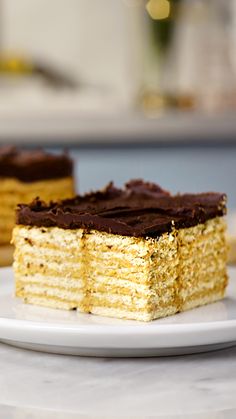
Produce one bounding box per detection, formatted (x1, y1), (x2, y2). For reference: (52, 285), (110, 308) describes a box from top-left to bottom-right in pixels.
(0, 343), (236, 418)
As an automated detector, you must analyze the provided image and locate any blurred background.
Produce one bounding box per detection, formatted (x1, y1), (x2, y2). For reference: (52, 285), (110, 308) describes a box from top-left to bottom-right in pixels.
(0, 0), (236, 206)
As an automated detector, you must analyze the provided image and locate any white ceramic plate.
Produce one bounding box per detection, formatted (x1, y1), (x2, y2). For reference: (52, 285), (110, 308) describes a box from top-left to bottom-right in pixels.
(0, 267), (236, 357)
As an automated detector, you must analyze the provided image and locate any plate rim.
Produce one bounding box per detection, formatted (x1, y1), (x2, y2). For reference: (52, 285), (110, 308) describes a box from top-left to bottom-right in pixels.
(0, 317), (236, 333)
(0, 266), (236, 351)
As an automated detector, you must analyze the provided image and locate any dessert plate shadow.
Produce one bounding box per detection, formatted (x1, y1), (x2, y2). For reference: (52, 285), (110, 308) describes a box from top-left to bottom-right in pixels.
(0, 267), (236, 357)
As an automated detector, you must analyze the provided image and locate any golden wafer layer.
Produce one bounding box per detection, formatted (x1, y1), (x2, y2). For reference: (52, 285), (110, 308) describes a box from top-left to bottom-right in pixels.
(0, 177), (74, 245)
(177, 219), (227, 313)
(12, 216), (228, 321)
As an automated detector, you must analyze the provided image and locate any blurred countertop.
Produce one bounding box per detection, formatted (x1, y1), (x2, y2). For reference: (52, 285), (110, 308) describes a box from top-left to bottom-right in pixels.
(0, 341), (236, 418)
(0, 110), (236, 145)
(0, 79), (236, 145)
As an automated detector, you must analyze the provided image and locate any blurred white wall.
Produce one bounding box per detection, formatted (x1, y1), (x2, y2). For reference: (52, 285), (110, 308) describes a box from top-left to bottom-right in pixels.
(2, 0), (145, 107)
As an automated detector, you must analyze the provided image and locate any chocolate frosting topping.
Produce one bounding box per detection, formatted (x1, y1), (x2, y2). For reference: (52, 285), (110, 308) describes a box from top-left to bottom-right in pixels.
(0, 146), (73, 182)
(16, 180), (226, 238)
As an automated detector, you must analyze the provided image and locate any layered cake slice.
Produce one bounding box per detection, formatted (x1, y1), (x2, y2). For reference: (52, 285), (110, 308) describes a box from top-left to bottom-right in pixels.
(12, 180), (228, 321)
(0, 147), (74, 248)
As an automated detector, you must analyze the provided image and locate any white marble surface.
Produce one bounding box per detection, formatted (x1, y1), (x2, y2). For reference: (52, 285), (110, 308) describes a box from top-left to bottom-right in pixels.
(0, 342), (236, 418)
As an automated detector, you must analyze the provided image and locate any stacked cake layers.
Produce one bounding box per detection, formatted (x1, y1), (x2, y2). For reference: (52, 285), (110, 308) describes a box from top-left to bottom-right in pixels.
(12, 180), (228, 321)
(0, 147), (74, 245)
(177, 218), (227, 311)
(0, 177), (73, 244)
